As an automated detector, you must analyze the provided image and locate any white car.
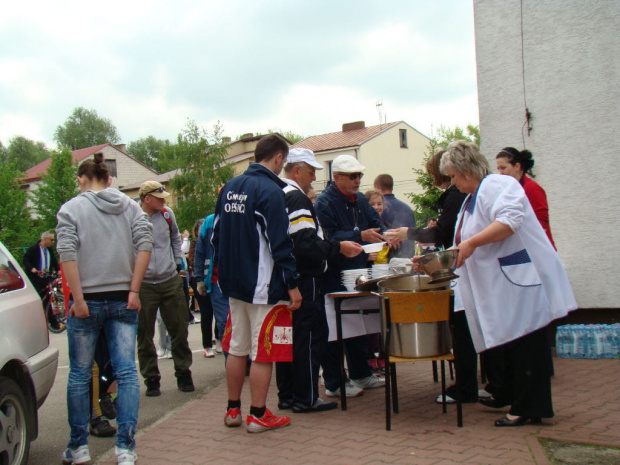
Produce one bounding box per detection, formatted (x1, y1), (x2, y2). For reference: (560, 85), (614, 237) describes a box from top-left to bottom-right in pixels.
(0, 241), (59, 465)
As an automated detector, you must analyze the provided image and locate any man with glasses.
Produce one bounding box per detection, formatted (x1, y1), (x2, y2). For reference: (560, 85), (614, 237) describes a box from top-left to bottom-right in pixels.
(24, 230), (59, 293)
(24, 230), (61, 328)
(137, 181), (194, 397)
(314, 154), (387, 399)
(276, 148), (363, 413)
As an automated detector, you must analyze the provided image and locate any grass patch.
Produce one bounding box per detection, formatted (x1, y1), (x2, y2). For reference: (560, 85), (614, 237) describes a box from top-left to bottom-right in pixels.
(539, 438), (620, 465)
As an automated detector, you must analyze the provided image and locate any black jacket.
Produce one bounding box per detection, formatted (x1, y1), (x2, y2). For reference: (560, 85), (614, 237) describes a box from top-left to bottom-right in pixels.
(407, 185), (468, 249)
(314, 183), (384, 292)
(23, 241), (59, 292)
(283, 180), (340, 278)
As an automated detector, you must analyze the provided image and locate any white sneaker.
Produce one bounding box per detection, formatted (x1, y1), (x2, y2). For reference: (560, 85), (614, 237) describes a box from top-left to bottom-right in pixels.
(156, 348), (165, 358)
(478, 388), (492, 399)
(435, 394), (457, 404)
(325, 381), (364, 398)
(351, 375), (385, 390)
(115, 447), (137, 465)
(215, 340), (223, 353)
(203, 347), (215, 358)
(62, 445), (91, 464)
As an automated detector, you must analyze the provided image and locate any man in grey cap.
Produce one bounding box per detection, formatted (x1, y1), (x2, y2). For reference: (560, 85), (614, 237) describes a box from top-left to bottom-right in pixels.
(137, 181), (194, 396)
(314, 154), (386, 398)
(276, 148), (363, 413)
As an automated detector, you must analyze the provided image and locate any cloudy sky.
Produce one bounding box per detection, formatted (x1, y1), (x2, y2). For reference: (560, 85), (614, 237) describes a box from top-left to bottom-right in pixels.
(0, 0), (478, 148)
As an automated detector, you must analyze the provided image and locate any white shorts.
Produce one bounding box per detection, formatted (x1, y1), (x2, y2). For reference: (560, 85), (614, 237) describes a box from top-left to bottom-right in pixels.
(224, 298), (293, 362)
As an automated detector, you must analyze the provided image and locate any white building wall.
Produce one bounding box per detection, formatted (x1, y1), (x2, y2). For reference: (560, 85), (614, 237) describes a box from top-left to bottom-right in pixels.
(358, 122), (430, 203)
(474, 0), (620, 308)
(311, 123), (430, 209)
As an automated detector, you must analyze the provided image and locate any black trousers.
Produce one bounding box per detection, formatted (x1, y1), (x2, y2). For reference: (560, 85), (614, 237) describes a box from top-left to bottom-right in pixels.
(482, 326), (554, 418)
(276, 277), (328, 407)
(448, 310), (479, 401)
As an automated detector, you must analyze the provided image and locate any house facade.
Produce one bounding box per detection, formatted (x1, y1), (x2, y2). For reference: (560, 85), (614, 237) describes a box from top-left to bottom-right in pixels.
(22, 144), (158, 212)
(120, 169), (181, 208)
(291, 121), (431, 204)
(473, 0), (620, 309)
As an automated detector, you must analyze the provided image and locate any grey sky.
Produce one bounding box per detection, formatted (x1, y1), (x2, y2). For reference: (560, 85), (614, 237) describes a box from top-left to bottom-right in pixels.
(0, 0), (478, 148)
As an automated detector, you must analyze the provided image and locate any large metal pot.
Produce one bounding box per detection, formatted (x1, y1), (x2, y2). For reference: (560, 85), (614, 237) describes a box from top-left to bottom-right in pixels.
(378, 275), (452, 358)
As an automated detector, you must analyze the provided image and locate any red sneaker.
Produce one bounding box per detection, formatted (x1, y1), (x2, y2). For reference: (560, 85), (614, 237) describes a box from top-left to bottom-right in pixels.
(224, 408), (242, 427)
(246, 408), (291, 433)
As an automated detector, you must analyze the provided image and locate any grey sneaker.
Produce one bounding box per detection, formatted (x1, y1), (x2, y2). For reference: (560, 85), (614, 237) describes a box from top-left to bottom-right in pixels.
(325, 381), (364, 398)
(115, 447), (137, 465)
(351, 375), (385, 390)
(62, 445), (91, 464)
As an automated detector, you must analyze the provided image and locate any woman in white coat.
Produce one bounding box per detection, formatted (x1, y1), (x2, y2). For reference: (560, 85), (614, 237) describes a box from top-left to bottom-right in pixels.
(438, 141), (577, 427)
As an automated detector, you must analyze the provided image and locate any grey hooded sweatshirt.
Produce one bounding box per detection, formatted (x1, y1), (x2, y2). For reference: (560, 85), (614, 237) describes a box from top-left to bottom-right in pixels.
(56, 188), (153, 294)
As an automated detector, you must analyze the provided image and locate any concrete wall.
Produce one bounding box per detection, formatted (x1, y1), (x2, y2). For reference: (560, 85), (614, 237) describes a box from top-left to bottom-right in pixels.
(474, 0), (620, 308)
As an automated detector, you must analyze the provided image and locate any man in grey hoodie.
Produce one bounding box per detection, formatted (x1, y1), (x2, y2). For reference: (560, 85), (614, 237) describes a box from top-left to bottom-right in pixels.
(137, 181), (194, 396)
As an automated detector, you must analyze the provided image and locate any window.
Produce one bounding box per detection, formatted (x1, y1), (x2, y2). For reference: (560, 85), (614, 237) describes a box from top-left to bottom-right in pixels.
(106, 159), (118, 177)
(0, 250), (25, 293)
(399, 129), (408, 148)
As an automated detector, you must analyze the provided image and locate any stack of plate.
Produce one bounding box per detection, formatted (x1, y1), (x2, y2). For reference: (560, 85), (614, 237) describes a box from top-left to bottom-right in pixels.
(341, 268), (370, 292)
(371, 264), (390, 279)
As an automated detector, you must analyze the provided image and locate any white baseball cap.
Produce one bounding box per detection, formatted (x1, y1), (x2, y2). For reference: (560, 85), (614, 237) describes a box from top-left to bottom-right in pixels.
(331, 154), (365, 173)
(287, 148), (323, 169)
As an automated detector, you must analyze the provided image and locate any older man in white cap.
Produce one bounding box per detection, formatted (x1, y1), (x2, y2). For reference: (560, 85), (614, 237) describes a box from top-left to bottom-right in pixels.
(276, 149), (363, 413)
(314, 154), (386, 398)
(137, 181), (194, 397)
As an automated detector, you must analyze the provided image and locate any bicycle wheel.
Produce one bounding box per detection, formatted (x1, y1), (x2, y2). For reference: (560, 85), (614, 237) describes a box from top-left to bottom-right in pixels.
(47, 293), (66, 334)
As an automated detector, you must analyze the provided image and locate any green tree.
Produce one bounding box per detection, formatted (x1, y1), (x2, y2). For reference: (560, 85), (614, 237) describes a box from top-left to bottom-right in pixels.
(166, 120), (234, 231)
(267, 129), (305, 144)
(408, 124), (480, 223)
(32, 148), (79, 231)
(0, 162), (33, 249)
(54, 107), (121, 150)
(1, 136), (50, 171)
(127, 136), (170, 172)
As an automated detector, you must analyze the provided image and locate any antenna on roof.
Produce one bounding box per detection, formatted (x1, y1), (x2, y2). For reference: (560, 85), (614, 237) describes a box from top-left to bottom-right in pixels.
(376, 100), (385, 125)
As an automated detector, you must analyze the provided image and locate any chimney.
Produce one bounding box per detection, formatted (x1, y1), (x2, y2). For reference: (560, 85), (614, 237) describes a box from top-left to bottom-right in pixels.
(114, 144), (128, 154)
(342, 121), (365, 132)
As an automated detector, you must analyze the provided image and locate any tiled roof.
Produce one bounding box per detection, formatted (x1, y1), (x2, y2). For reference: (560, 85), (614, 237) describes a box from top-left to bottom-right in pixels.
(291, 122), (399, 153)
(22, 143), (111, 182)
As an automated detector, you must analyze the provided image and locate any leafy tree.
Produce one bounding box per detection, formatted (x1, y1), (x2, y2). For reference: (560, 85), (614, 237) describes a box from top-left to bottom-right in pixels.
(0, 162), (33, 249)
(127, 136), (170, 172)
(0, 136), (50, 171)
(32, 148), (79, 231)
(166, 120), (234, 231)
(408, 124), (480, 224)
(267, 129), (305, 144)
(54, 107), (121, 150)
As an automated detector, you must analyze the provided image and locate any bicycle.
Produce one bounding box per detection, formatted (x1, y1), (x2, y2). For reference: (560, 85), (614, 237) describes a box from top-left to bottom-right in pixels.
(41, 272), (66, 333)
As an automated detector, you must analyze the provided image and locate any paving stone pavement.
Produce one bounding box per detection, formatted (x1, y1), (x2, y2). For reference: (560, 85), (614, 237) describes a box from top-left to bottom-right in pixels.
(98, 357), (619, 465)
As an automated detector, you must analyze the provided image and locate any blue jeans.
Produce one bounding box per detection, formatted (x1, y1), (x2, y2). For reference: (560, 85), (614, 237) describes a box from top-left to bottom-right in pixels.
(210, 282), (229, 340)
(66, 300), (140, 450)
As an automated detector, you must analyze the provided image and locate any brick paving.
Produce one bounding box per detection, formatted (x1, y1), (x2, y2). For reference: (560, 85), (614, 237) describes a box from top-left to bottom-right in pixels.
(98, 357), (619, 465)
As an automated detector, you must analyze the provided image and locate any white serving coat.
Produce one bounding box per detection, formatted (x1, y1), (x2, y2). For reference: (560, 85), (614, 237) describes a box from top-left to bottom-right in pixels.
(455, 174), (577, 352)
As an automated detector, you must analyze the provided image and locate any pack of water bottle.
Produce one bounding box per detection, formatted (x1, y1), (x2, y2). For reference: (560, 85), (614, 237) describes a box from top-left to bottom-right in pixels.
(555, 324), (620, 359)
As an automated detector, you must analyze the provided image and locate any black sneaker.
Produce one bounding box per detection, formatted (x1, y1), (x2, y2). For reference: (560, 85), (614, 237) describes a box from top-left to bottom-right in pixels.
(145, 377), (161, 397)
(89, 417), (117, 437)
(177, 373), (195, 392)
(99, 393), (117, 419)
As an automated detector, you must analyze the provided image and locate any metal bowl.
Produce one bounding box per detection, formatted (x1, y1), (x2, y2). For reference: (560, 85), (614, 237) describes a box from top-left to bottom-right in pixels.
(417, 249), (459, 284)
